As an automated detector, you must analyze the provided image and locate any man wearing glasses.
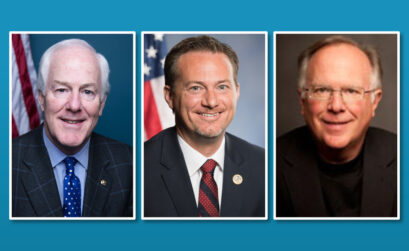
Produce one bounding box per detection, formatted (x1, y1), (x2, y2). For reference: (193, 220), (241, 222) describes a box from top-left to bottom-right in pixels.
(276, 36), (397, 217)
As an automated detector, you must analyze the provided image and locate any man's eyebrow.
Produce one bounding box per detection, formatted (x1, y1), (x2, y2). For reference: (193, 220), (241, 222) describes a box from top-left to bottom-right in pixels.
(53, 80), (69, 86)
(184, 79), (232, 85)
(216, 80), (233, 84)
(53, 80), (97, 87)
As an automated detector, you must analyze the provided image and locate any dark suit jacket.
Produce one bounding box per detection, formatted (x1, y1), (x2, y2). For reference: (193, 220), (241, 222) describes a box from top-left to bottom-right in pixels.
(144, 127), (265, 217)
(12, 125), (133, 217)
(276, 126), (397, 217)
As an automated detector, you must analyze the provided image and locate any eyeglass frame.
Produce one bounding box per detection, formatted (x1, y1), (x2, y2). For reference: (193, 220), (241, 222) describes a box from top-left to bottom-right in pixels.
(302, 85), (379, 102)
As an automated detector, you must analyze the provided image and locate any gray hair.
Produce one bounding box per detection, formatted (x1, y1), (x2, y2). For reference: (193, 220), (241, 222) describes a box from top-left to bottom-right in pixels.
(298, 36), (383, 95)
(37, 39), (110, 101)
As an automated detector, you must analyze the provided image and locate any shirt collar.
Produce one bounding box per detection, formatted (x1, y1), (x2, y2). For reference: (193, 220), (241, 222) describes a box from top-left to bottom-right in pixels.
(177, 133), (225, 177)
(42, 126), (90, 169)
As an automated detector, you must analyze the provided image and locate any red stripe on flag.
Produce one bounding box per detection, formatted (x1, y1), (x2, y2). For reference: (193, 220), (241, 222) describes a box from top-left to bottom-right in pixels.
(12, 34), (40, 130)
(12, 115), (19, 138)
(144, 80), (162, 139)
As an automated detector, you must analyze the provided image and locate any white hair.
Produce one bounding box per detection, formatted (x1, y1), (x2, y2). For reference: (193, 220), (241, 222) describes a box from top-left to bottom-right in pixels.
(37, 39), (110, 101)
(298, 36), (382, 102)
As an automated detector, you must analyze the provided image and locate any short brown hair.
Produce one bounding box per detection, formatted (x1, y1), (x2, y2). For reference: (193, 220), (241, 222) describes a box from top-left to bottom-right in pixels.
(164, 35), (239, 88)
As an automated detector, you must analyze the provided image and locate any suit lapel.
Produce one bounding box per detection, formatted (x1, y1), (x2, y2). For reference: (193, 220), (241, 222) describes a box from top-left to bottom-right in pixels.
(82, 134), (112, 216)
(360, 132), (396, 216)
(159, 129), (198, 216)
(20, 127), (63, 216)
(219, 134), (245, 216)
(281, 128), (328, 216)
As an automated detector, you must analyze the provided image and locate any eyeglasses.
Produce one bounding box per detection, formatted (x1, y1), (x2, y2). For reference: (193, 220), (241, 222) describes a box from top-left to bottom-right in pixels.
(303, 85), (378, 102)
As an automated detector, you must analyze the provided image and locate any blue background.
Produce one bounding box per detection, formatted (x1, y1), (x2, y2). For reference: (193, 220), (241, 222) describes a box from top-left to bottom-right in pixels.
(2, 0), (407, 250)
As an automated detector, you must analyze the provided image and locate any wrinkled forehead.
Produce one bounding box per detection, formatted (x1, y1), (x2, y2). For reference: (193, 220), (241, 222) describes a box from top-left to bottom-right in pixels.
(48, 45), (101, 84)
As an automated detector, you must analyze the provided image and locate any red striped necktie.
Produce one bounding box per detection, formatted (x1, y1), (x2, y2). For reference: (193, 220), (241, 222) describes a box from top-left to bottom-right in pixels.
(198, 159), (219, 217)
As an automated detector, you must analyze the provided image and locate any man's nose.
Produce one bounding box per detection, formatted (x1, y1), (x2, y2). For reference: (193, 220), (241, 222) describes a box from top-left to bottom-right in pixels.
(202, 89), (218, 108)
(327, 90), (346, 113)
(66, 91), (82, 112)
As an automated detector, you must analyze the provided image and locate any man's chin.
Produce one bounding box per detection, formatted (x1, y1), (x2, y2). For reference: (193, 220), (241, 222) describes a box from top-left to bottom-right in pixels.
(54, 136), (88, 154)
(195, 128), (224, 138)
(321, 136), (351, 150)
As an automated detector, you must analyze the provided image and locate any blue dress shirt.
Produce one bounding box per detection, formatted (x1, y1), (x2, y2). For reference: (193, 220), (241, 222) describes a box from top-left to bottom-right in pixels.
(42, 127), (89, 213)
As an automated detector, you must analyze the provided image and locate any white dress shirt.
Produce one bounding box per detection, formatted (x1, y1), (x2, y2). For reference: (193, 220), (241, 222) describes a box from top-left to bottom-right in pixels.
(177, 134), (225, 208)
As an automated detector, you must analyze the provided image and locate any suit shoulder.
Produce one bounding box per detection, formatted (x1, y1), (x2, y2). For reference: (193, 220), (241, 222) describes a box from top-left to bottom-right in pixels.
(226, 132), (264, 156)
(367, 127), (396, 143)
(366, 127), (397, 155)
(144, 127), (175, 150)
(277, 126), (310, 153)
(12, 126), (42, 145)
(91, 132), (132, 161)
(92, 132), (131, 148)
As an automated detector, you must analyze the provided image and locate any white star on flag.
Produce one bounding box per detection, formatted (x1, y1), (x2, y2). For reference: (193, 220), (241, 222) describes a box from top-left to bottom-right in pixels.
(146, 45), (158, 58)
(144, 63), (151, 75)
(154, 34), (164, 41)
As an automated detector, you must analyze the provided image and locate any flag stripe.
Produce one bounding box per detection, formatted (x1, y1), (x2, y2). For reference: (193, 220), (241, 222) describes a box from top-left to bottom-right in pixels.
(12, 115), (19, 138)
(143, 34), (174, 141)
(144, 80), (162, 139)
(12, 34), (40, 130)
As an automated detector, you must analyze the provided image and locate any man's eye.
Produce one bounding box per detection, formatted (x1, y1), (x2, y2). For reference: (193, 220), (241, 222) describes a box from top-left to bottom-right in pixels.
(56, 88), (67, 93)
(314, 87), (330, 93)
(344, 88), (360, 94)
(218, 85), (228, 90)
(83, 90), (95, 95)
(189, 86), (201, 91)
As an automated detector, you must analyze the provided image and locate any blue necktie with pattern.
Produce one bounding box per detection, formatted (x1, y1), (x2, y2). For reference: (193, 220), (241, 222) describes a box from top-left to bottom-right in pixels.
(63, 157), (81, 217)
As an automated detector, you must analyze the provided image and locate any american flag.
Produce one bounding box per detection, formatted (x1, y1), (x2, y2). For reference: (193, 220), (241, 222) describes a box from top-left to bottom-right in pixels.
(11, 34), (42, 138)
(143, 33), (174, 140)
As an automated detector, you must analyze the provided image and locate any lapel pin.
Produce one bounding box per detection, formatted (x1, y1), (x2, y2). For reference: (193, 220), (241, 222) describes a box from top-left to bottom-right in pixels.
(100, 179), (107, 186)
(232, 174), (243, 185)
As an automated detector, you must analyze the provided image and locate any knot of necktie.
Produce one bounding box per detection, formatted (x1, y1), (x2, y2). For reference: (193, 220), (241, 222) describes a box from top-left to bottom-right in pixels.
(63, 156), (78, 176)
(201, 159), (217, 174)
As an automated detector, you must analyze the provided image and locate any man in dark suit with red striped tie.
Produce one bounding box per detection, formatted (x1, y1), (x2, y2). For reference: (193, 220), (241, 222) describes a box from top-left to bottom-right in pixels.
(144, 35), (265, 218)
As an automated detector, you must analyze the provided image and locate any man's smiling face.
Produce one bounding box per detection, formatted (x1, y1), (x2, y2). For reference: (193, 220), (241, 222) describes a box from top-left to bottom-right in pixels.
(301, 43), (381, 153)
(165, 51), (240, 142)
(39, 45), (106, 155)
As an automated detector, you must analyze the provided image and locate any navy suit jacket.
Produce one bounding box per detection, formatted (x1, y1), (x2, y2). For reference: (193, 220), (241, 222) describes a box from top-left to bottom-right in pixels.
(277, 126), (397, 217)
(12, 125), (133, 217)
(144, 127), (265, 217)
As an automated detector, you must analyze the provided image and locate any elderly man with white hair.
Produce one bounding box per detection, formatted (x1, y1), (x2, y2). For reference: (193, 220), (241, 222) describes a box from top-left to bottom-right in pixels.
(12, 39), (133, 217)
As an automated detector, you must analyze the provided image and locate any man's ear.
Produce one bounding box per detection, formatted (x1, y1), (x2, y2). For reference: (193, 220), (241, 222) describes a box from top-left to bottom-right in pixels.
(297, 88), (305, 116)
(371, 89), (383, 117)
(164, 85), (174, 110)
(38, 91), (45, 112)
(235, 82), (240, 102)
(98, 96), (107, 116)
